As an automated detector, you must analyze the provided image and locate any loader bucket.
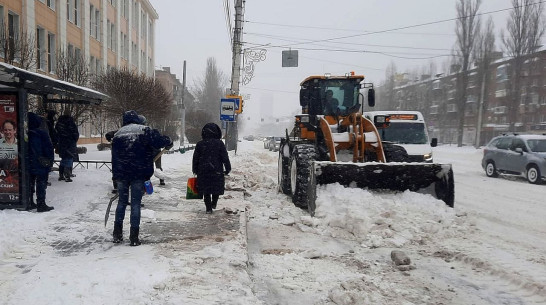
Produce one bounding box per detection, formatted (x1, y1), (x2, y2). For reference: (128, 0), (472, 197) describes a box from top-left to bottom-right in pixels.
(307, 161), (454, 215)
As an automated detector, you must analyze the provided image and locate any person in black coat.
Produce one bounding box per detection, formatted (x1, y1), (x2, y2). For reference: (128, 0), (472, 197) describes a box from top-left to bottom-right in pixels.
(28, 112), (55, 212)
(192, 122), (231, 214)
(55, 113), (79, 182)
(111, 110), (172, 246)
(46, 110), (58, 148)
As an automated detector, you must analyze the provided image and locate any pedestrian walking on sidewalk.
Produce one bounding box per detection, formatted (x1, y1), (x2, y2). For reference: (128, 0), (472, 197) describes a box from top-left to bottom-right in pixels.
(27, 112), (55, 212)
(111, 110), (172, 246)
(192, 122), (231, 214)
(55, 112), (79, 182)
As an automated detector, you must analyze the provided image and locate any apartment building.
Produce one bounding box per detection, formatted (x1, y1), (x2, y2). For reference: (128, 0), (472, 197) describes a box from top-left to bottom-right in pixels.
(377, 50), (546, 146)
(0, 0), (157, 77)
(155, 66), (185, 142)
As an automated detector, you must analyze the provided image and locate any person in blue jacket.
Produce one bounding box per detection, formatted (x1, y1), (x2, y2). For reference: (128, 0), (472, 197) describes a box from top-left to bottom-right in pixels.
(28, 112), (55, 212)
(111, 110), (172, 246)
(192, 122), (231, 214)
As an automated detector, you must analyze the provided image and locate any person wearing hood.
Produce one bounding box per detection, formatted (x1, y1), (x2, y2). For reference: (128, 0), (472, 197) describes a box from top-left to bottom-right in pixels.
(27, 112), (55, 212)
(192, 122), (231, 214)
(55, 112), (79, 182)
(111, 110), (172, 246)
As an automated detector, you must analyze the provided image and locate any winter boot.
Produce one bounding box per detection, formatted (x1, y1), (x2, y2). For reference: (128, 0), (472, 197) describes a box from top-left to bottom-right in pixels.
(112, 221), (123, 243)
(129, 227), (141, 246)
(159, 179), (165, 186)
(26, 198), (37, 211)
(64, 167), (73, 182)
(36, 201), (54, 212)
(58, 165), (65, 181)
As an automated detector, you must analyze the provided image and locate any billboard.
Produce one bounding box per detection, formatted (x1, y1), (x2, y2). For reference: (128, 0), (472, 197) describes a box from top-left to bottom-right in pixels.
(0, 94), (20, 203)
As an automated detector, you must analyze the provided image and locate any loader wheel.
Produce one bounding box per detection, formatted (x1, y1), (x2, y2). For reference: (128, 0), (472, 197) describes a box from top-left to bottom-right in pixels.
(435, 167), (455, 208)
(278, 143), (291, 195)
(290, 144), (317, 209)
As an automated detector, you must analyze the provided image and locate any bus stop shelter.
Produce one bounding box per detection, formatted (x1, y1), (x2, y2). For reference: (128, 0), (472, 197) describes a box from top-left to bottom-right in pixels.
(0, 62), (108, 210)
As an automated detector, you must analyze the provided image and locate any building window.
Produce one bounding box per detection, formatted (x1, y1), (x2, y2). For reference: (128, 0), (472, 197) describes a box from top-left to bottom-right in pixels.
(95, 9), (101, 41)
(90, 5), (95, 36)
(141, 11), (146, 38)
(447, 104), (457, 113)
(90, 56), (96, 74)
(67, 44), (74, 58)
(36, 27), (46, 70)
(107, 20), (111, 49)
(47, 32), (55, 73)
(47, 0), (55, 10)
(8, 12), (20, 61)
(110, 22), (116, 52)
(133, 1), (138, 27)
(149, 20), (153, 45)
(68, 0), (80, 26)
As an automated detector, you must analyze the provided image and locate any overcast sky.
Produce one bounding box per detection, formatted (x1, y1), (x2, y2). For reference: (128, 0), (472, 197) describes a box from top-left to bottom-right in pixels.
(151, 1), (518, 127)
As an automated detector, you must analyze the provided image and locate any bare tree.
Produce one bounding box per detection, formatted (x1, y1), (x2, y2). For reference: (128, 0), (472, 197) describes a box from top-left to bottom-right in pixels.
(501, 0), (545, 131)
(53, 48), (91, 123)
(454, 0), (481, 147)
(0, 21), (36, 69)
(473, 17), (496, 147)
(378, 62), (398, 110)
(191, 57), (228, 126)
(92, 67), (172, 131)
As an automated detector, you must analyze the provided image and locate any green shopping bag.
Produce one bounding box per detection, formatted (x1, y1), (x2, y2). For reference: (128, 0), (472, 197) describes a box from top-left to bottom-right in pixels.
(186, 177), (203, 199)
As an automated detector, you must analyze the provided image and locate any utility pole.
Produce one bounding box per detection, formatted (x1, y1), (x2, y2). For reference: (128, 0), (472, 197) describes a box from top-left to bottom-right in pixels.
(475, 73), (486, 148)
(225, 0), (245, 151)
(180, 60), (187, 146)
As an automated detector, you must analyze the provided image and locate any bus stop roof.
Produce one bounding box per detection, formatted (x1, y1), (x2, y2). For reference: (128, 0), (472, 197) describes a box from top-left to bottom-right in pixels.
(0, 62), (108, 105)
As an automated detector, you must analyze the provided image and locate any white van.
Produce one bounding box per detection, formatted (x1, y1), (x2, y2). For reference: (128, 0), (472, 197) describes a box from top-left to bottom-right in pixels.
(364, 111), (437, 162)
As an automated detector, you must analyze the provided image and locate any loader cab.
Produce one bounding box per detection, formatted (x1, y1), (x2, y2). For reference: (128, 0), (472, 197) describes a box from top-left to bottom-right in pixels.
(300, 76), (366, 116)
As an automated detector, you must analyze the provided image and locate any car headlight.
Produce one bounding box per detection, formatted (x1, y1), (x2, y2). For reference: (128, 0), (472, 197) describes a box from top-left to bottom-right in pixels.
(424, 153), (433, 161)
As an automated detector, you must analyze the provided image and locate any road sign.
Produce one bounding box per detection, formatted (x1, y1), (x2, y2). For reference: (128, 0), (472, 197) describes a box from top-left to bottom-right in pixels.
(220, 98), (236, 121)
(226, 95), (243, 114)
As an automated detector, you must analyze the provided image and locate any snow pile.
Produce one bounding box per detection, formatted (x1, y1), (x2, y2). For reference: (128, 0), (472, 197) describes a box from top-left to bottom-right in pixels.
(305, 183), (466, 248)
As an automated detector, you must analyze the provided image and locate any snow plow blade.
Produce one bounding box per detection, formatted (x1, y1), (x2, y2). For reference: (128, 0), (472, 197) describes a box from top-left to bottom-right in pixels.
(308, 162), (454, 214)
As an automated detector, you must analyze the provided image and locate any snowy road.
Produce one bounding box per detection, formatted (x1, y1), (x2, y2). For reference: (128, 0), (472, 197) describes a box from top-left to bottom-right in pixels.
(241, 141), (546, 305)
(1, 141), (545, 305)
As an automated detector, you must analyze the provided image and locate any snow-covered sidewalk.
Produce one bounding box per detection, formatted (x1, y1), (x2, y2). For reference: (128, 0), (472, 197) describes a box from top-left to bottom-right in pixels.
(0, 145), (261, 304)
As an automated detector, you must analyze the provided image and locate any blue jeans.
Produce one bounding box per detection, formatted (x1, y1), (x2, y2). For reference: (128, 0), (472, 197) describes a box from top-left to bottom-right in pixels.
(115, 179), (144, 228)
(60, 157), (73, 168)
(30, 173), (48, 203)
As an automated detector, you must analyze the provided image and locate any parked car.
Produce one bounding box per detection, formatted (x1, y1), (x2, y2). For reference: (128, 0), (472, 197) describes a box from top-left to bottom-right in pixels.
(243, 135), (255, 141)
(482, 134), (546, 184)
(268, 137), (282, 152)
(264, 136), (273, 149)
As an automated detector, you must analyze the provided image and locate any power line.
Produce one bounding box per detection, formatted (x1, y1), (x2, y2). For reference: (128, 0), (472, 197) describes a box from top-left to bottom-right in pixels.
(245, 20), (455, 36)
(243, 42), (453, 60)
(223, 0), (233, 46)
(244, 32), (453, 51)
(256, 1), (546, 49)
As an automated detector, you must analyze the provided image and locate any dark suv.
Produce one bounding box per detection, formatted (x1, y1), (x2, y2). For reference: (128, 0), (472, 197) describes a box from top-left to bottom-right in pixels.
(482, 134), (546, 184)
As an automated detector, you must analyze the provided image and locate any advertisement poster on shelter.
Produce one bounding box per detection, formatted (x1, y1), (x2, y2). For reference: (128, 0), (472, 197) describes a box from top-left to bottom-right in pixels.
(0, 94), (19, 203)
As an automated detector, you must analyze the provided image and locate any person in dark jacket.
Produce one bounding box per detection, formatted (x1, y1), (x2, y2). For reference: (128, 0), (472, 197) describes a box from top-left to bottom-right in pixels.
(46, 110), (58, 148)
(111, 110), (172, 246)
(192, 122), (231, 214)
(28, 112), (55, 212)
(55, 113), (79, 182)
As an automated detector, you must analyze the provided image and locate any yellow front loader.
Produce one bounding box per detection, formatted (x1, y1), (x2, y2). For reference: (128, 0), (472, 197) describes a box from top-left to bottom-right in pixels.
(278, 74), (454, 215)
